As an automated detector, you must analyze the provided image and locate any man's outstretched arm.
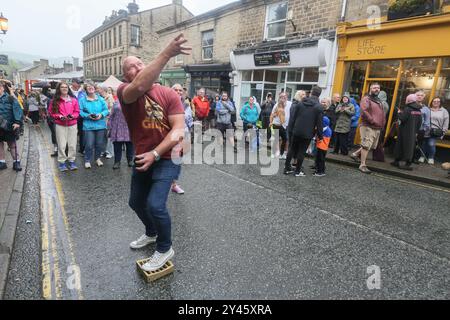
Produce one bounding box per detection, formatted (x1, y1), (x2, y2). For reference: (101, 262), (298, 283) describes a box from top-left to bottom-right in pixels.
(122, 34), (191, 104)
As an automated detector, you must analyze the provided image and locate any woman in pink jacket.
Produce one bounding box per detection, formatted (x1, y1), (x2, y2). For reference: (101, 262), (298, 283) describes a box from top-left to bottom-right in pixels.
(48, 82), (80, 172)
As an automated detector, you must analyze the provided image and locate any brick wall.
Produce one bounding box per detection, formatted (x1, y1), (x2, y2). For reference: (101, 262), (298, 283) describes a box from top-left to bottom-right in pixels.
(236, 0), (342, 50)
(158, 7), (243, 69)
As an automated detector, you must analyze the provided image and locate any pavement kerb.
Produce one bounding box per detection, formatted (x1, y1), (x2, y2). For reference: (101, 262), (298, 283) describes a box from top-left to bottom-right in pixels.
(324, 155), (450, 189)
(0, 125), (30, 299)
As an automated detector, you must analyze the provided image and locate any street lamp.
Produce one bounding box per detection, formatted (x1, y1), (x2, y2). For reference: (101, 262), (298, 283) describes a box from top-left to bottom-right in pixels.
(0, 13), (8, 35)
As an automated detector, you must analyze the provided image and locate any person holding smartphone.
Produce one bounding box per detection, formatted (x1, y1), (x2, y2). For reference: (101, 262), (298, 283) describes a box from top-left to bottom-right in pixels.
(79, 83), (110, 169)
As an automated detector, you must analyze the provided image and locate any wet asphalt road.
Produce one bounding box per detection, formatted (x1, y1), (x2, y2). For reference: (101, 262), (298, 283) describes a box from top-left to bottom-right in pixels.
(5, 125), (450, 300)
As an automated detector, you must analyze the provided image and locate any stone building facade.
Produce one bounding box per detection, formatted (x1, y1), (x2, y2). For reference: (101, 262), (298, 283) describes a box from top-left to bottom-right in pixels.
(230, 0), (344, 107)
(82, 0), (193, 82)
(158, 0), (346, 106)
(157, 2), (245, 97)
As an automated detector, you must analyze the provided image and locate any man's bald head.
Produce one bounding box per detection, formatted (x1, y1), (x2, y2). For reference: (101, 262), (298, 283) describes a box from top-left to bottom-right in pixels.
(122, 56), (145, 82)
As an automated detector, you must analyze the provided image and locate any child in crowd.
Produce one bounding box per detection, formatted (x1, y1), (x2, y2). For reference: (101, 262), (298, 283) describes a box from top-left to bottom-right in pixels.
(314, 116), (333, 177)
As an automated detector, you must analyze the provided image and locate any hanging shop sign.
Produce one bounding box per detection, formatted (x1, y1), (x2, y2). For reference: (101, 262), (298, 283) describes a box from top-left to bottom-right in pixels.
(254, 51), (290, 67)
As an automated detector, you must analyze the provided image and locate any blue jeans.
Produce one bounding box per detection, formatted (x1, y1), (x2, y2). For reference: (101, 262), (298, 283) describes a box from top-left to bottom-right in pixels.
(113, 142), (134, 163)
(129, 160), (181, 253)
(84, 129), (107, 163)
(422, 137), (437, 160)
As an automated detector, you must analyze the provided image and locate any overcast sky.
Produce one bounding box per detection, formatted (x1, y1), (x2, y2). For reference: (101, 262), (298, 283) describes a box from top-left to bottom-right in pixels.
(0, 0), (236, 58)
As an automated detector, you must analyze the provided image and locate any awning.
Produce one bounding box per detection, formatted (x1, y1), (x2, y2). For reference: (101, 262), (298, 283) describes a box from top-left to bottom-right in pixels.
(184, 64), (232, 77)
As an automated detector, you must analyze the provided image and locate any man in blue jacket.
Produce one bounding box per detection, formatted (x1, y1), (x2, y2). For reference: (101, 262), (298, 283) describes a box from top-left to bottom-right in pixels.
(0, 81), (24, 171)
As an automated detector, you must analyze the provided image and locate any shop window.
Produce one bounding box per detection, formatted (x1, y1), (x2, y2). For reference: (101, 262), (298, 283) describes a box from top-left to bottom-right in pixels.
(263, 84), (277, 100)
(280, 71), (287, 84)
(131, 25), (141, 46)
(242, 70), (252, 81)
(436, 58), (450, 102)
(397, 58), (437, 108)
(210, 77), (220, 89)
(193, 79), (202, 90)
(265, 70), (278, 83)
(369, 60), (400, 78)
(253, 70), (264, 82)
(303, 68), (319, 82)
(265, 2), (288, 40)
(251, 83), (264, 104)
(343, 61), (369, 97)
(287, 69), (303, 82)
(202, 30), (214, 61)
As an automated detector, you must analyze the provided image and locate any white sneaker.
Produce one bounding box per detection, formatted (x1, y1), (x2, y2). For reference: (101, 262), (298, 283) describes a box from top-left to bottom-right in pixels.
(280, 154), (287, 160)
(275, 152), (280, 158)
(85, 162), (91, 169)
(428, 159), (435, 165)
(130, 234), (157, 250)
(96, 159), (104, 167)
(142, 248), (175, 272)
(418, 157), (425, 163)
(105, 152), (113, 159)
(295, 171), (306, 177)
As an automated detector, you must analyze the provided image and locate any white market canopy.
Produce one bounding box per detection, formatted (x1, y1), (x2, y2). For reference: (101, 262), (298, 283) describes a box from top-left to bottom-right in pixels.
(98, 75), (123, 90)
(46, 71), (84, 81)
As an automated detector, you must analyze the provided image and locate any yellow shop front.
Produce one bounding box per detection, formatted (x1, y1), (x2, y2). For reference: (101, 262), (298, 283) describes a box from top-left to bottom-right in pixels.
(333, 13), (450, 149)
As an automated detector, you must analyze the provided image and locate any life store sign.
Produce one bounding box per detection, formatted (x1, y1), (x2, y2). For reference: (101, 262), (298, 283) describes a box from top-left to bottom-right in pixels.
(254, 51), (290, 67)
(357, 39), (387, 56)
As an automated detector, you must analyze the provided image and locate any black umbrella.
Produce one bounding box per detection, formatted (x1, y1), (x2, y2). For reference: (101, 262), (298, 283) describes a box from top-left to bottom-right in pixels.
(31, 81), (50, 88)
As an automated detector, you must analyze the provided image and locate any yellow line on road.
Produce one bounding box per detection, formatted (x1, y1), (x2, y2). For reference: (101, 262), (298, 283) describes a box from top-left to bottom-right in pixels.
(41, 195), (51, 300)
(41, 128), (85, 300)
(48, 197), (62, 299)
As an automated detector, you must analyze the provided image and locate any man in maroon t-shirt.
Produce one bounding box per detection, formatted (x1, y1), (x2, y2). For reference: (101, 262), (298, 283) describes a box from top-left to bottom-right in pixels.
(117, 34), (191, 272)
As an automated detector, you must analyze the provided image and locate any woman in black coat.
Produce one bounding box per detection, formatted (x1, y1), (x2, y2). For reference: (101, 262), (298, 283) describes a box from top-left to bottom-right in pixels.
(392, 94), (423, 171)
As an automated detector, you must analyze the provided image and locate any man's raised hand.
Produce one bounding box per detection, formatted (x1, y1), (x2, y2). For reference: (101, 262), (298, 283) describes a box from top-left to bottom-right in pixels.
(162, 34), (192, 59)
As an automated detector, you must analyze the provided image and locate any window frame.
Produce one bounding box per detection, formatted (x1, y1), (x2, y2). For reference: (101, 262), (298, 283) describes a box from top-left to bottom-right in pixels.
(130, 25), (141, 47)
(264, 1), (288, 41)
(201, 30), (214, 61)
(118, 25), (122, 46)
(175, 55), (183, 64)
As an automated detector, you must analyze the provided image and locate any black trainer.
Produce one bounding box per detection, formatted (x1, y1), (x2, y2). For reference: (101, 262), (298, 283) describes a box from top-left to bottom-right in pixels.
(13, 161), (22, 172)
(390, 161), (400, 167)
(0, 162), (7, 170)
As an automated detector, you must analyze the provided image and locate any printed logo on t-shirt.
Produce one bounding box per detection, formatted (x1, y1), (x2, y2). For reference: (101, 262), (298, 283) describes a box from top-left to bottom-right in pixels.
(142, 95), (170, 131)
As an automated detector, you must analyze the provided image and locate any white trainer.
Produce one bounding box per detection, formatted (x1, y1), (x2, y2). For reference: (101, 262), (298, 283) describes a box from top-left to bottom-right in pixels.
(142, 248), (175, 272)
(85, 162), (91, 169)
(418, 157), (425, 163)
(428, 159), (435, 165)
(130, 235), (157, 250)
(96, 159), (104, 167)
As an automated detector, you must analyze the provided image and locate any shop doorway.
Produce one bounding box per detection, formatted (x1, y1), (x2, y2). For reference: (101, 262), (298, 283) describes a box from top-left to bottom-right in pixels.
(354, 61), (403, 145)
